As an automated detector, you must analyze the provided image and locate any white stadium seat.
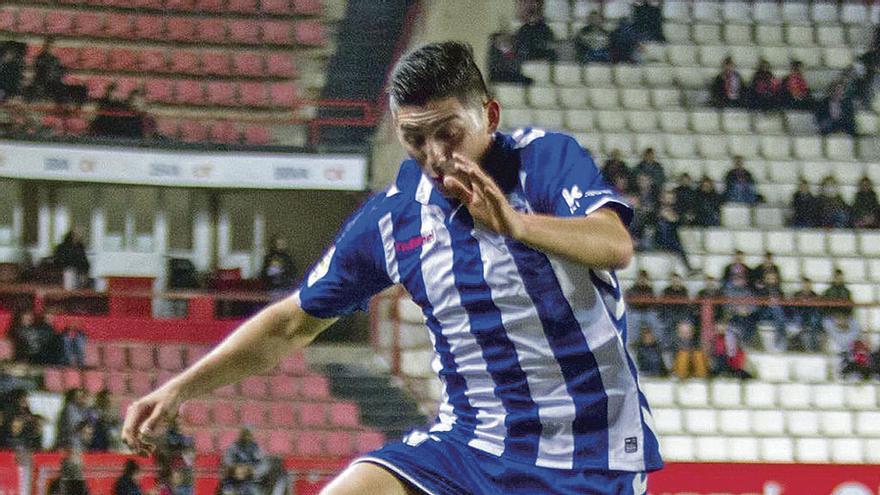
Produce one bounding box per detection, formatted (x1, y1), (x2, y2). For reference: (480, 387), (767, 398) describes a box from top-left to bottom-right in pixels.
(817, 26), (845, 47)
(845, 384), (877, 410)
(547, 22), (568, 39)
(613, 65), (643, 87)
(685, 409), (718, 435)
(856, 112), (878, 135)
(823, 48), (854, 70)
(527, 86), (558, 108)
(678, 229), (702, 253)
(667, 45), (699, 67)
(675, 67), (712, 90)
(602, 133), (634, 156)
(755, 25), (784, 46)
(855, 412), (880, 437)
(641, 380), (675, 407)
(588, 88), (620, 110)
(866, 440), (880, 463)
(775, 256), (800, 282)
(760, 437), (794, 462)
(787, 411), (820, 436)
(790, 47), (823, 68)
(766, 159), (798, 184)
(643, 64), (674, 86)
(564, 109), (593, 132)
(782, 3), (809, 24)
(677, 381), (709, 408)
(595, 111), (627, 132)
(666, 133), (697, 158)
(831, 438), (864, 464)
(558, 87), (589, 108)
(801, 160), (832, 184)
(635, 134), (666, 156)
(543, 0), (571, 22)
(721, 110), (751, 134)
(728, 437), (759, 463)
(796, 230), (827, 255)
(620, 88), (651, 110)
(825, 136), (855, 160)
(719, 410), (751, 435)
(661, 436), (694, 462)
(841, 3), (868, 24)
(553, 63), (583, 86)
(802, 258), (834, 283)
(721, 1), (750, 23)
(836, 258), (867, 283)
(850, 284), (876, 304)
(711, 381), (742, 408)
(691, 110), (721, 134)
(695, 436), (728, 462)
(786, 112), (817, 135)
(727, 135), (760, 159)
(869, 259), (880, 282)
(761, 46), (791, 69)
(652, 89), (681, 108)
(653, 408), (683, 435)
(603, 0), (631, 20)
(720, 206), (750, 229)
(626, 111), (659, 132)
(583, 65), (613, 86)
(784, 26), (814, 47)
(760, 135), (792, 160)
(821, 411), (853, 437)
(859, 137), (880, 160)
(493, 85), (526, 107)
(792, 355), (830, 383)
(724, 24), (752, 45)
(521, 62), (551, 83)
(754, 207), (784, 228)
(754, 114), (784, 134)
(812, 384), (845, 409)
(779, 383), (811, 409)
(532, 109), (564, 130)
(501, 108), (532, 129)
(795, 438), (829, 463)
(662, 23), (691, 43)
(698, 135), (729, 159)
(693, 1), (722, 22)
(692, 24), (721, 44)
(753, 2), (781, 24)
(753, 411), (785, 435)
(704, 230), (734, 254)
(833, 163), (866, 187)
(811, 3), (839, 23)
(792, 136), (823, 159)
(752, 354), (790, 383)
(662, 1), (690, 21)
(733, 230), (764, 254)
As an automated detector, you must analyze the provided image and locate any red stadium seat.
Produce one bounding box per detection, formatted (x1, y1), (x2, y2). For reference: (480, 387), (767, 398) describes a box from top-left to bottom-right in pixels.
(296, 431), (324, 456)
(329, 402), (360, 428)
(261, 0), (292, 14)
(116, 77), (142, 98)
(324, 431), (353, 457)
(294, 0), (321, 15)
(185, 345), (210, 367)
(145, 79), (174, 103)
(84, 344), (101, 368)
(212, 402), (238, 425)
(0, 9), (16, 32)
(195, 19), (227, 43)
(201, 51), (230, 75)
(131, 0), (164, 8)
(227, 0), (259, 13)
(105, 13), (134, 39)
(157, 346), (184, 371)
(213, 383), (237, 397)
(175, 80), (205, 104)
(239, 82), (268, 107)
(195, 0), (225, 12)
(75, 12), (105, 37)
(298, 403), (325, 427)
(294, 20), (326, 46)
(170, 51), (200, 75)
(18, 9), (45, 33)
(205, 82), (236, 107)
(62, 368), (82, 389)
(79, 47), (107, 70)
(129, 345), (154, 370)
(86, 76), (111, 99)
(209, 121), (240, 144)
(243, 125), (272, 145)
(135, 15), (165, 40)
(179, 120), (208, 142)
(268, 404), (296, 427)
(266, 53), (296, 78)
(0, 339), (12, 361)
(108, 48), (138, 72)
(193, 430), (215, 453)
(232, 52), (264, 77)
(216, 429), (239, 451)
(139, 49), (168, 73)
(240, 376), (269, 399)
(106, 371), (127, 395)
(262, 21), (292, 45)
(269, 375), (297, 398)
(180, 400), (210, 426)
(239, 403), (266, 426)
(156, 119), (179, 140)
(103, 345), (127, 369)
(356, 431), (385, 453)
(83, 370), (106, 394)
(155, 370), (176, 387)
(64, 117), (88, 136)
(43, 368), (64, 392)
(269, 83), (297, 107)
(166, 17), (196, 42)
(130, 373), (155, 395)
(53, 47), (80, 70)
(300, 375), (330, 399)
(228, 20), (260, 44)
(165, 0), (197, 11)
(45, 11), (74, 35)
(279, 352), (307, 375)
(42, 114), (65, 135)
(266, 431), (293, 455)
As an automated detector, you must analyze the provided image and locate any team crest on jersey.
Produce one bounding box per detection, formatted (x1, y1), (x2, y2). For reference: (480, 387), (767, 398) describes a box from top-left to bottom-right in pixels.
(562, 185), (584, 214)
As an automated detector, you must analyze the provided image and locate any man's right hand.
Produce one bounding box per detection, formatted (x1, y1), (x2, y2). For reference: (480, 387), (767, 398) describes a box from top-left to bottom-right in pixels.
(121, 384), (183, 456)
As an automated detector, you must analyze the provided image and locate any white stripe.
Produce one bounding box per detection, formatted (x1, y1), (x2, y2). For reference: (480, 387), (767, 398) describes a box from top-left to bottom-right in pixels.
(386, 183), (400, 197)
(415, 174), (433, 204)
(377, 212), (400, 284)
(427, 329), (456, 433)
(584, 196), (630, 217)
(551, 258), (646, 471)
(418, 203), (507, 457)
(512, 128), (546, 149)
(353, 457), (438, 495)
(474, 229), (576, 469)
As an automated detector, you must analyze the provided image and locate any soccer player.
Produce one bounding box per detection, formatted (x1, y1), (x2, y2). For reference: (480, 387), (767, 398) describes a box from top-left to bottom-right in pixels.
(122, 41), (662, 494)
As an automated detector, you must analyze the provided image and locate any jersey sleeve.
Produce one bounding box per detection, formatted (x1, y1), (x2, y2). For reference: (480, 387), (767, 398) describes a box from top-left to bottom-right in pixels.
(297, 196), (394, 318)
(525, 134), (633, 225)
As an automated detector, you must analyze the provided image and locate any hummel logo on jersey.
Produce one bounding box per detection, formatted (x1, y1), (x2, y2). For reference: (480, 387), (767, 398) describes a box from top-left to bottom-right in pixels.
(562, 185), (583, 214)
(395, 231), (435, 253)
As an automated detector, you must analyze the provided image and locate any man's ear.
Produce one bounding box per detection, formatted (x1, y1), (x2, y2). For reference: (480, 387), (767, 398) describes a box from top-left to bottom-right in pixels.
(486, 99), (500, 134)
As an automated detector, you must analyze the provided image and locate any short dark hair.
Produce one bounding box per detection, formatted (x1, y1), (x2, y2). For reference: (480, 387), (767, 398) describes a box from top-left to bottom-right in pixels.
(387, 41), (489, 110)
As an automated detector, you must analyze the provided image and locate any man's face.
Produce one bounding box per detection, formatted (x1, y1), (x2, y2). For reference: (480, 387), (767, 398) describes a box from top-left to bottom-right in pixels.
(395, 96), (498, 195)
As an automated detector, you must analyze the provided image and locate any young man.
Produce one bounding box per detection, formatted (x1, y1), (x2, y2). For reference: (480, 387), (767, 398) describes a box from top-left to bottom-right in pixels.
(122, 42), (662, 494)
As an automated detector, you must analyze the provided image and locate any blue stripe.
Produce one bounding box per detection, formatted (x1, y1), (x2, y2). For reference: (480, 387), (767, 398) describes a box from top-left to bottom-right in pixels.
(446, 209), (543, 461)
(505, 239), (611, 469)
(389, 208), (478, 438)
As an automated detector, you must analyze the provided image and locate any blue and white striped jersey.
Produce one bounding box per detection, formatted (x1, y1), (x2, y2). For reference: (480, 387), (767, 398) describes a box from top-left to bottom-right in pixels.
(298, 129), (663, 473)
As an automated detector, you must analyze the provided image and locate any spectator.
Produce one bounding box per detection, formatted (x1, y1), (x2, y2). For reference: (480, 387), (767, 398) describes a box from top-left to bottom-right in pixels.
(723, 273), (759, 349)
(53, 230), (90, 289)
(815, 80), (856, 136)
(514, 0), (556, 62)
(697, 274), (723, 321)
(11, 310), (51, 365)
(574, 11), (611, 63)
(841, 339), (874, 380)
(60, 321), (87, 368)
(722, 250), (751, 285)
(632, 0), (664, 42)
(629, 173), (659, 249)
(625, 270), (662, 347)
(113, 460), (143, 495)
(824, 268), (853, 318)
(654, 193), (695, 273)
(633, 147), (665, 190)
(790, 277), (824, 352)
(601, 148), (630, 188)
(852, 176), (880, 228)
(23, 38), (86, 107)
(154, 418), (194, 476)
(849, 46), (880, 107)
(222, 427), (268, 482)
(749, 251), (780, 288)
(72, 420), (98, 452)
(261, 235), (297, 300)
(671, 320), (709, 379)
(711, 56), (745, 107)
(608, 16), (644, 64)
(487, 32), (532, 84)
(710, 317), (752, 379)
(659, 273), (694, 335)
(748, 58), (780, 110)
(0, 42), (25, 101)
(789, 178), (818, 228)
(91, 389), (120, 451)
(51, 451), (89, 495)
(723, 155), (758, 204)
(219, 465), (259, 495)
(635, 323), (667, 377)
(824, 314), (859, 355)
(780, 60), (813, 110)
(692, 176), (722, 226)
(673, 173), (698, 225)
(169, 468), (194, 495)
(817, 175), (850, 228)
(754, 271), (788, 351)
(55, 388), (93, 449)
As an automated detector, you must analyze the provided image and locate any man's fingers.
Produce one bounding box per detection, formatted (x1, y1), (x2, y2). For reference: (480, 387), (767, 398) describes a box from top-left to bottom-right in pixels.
(139, 402), (167, 437)
(443, 175), (473, 203)
(121, 401), (150, 446)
